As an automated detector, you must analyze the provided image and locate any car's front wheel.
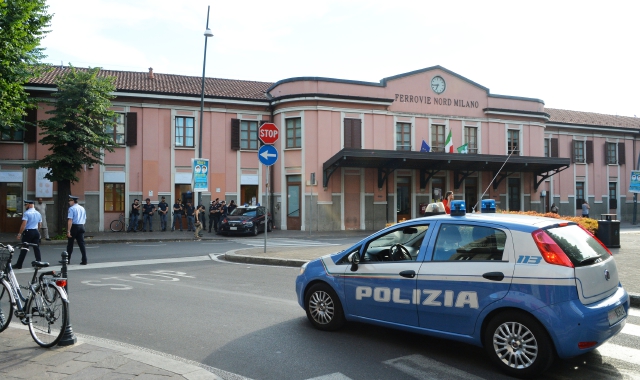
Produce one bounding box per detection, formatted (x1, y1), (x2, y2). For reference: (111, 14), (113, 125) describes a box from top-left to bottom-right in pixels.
(304, 283), (345, 331)
(483, 310), (555, 379)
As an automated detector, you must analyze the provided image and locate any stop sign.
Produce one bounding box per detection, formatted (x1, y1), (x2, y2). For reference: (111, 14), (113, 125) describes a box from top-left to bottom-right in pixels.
(259, 122), (279, 144)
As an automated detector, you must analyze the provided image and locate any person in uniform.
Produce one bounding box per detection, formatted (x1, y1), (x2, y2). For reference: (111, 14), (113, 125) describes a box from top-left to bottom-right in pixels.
(208, 200), (217, 233)
(128, 199), (140, 232)
(212, 198), (221, 232)
(14, 200), (42, 269)
(227, 200), (237, 214)
(142, 198), (155, 232)
(172, 199), (183, 231)
(67, 195), (88, 265)
(158, 196), (169, 231)
(34, 198), (50, 240)
(185, 201), (195, 231)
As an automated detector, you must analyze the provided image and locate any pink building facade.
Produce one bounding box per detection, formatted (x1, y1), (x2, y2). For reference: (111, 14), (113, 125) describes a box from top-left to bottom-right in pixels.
(1, 65), (638, 233)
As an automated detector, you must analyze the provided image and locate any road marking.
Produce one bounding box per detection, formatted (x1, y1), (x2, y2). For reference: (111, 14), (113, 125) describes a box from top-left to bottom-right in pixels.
(131, 244), (167, 247)
(622, 322), (640, 337)
(234, 238), (338, 248)
(44, 255), (212, 271)
(306, 373), (353, 380)
(598, 343), (640, 366)
(384, 354), (484, 380)
(629, 308), (640, 317)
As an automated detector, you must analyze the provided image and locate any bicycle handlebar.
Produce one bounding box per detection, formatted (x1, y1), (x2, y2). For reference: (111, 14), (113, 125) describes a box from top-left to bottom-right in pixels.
(19, 242), (39, 248)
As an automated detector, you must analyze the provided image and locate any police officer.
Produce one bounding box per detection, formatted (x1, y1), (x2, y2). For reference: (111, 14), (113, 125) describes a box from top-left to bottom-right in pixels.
(172, 199), (183, 231)
(158, 196), (169, 231)
(142, 198), (155, 232)
(67, 195), (88, 265)
(14, 200), (42, 269)
(208, 200), (217, 233)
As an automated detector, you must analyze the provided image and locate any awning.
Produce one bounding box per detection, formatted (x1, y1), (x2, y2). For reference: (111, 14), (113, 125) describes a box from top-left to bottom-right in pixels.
(322, 148), (570, 191)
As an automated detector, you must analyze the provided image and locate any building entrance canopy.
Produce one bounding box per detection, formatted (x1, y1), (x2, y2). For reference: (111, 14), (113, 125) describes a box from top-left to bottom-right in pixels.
(323, 148), (570, 191)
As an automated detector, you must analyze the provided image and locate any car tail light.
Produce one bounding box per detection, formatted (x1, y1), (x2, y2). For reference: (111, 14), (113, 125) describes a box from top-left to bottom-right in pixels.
(532, 229), (574, 268)
(578, 341), (597, 349)
(577, 224), (612, 255)
(56, 279), (67, 287)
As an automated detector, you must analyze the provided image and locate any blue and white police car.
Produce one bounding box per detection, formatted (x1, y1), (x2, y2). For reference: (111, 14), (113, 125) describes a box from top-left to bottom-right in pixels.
(295, 200), (629, 378)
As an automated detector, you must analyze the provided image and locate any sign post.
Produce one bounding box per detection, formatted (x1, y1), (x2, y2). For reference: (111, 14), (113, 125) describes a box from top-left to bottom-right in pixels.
(258, 123), (279, 252)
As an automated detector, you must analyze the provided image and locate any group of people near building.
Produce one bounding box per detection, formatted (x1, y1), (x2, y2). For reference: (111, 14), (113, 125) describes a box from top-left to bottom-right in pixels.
(126, 197), (237, 239)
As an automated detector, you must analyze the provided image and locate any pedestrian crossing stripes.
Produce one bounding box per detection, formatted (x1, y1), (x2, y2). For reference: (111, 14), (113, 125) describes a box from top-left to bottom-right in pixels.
(233, 238), (339, 248)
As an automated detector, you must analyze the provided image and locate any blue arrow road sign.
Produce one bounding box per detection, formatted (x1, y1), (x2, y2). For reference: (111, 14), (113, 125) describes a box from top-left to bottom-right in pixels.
(258, 144), (278, 166)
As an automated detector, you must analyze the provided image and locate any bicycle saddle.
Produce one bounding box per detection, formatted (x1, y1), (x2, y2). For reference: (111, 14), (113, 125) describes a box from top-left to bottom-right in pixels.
(30, 261), (50, 268)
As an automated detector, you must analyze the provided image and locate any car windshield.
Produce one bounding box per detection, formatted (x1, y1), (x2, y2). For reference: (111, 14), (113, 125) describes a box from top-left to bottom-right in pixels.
(545, 225), (610, 266)
(230, 208), (257, 217)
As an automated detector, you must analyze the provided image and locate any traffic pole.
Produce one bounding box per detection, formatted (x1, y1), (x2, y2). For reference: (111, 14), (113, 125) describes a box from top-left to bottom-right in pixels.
(57, 251), (77, 346)
(264, 165), (269, 253)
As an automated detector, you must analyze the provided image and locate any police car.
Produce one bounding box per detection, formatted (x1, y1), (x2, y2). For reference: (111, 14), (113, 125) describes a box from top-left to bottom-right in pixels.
(295, 200), (629, 378)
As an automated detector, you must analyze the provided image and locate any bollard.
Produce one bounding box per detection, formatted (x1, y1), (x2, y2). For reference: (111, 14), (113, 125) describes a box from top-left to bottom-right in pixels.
(57, 251), (77, 346)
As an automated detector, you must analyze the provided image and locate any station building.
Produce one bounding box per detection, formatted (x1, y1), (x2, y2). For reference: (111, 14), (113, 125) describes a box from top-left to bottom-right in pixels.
(0, 65), (638, 233)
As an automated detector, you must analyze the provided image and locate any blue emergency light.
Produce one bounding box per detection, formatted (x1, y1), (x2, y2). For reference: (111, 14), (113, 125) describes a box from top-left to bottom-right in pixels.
(481, 199), (496, 213)
(450, 200), (466, 216)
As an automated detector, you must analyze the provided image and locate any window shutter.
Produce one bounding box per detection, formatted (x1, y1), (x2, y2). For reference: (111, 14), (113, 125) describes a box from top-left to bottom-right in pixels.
(603, 142), (609, 164)
(125, 112), (137, 146)
(231, 118), (240, 150)
(352, 119), (362, 149)
(343, 119), (352, 148)
(259, 120), (267, 147)
(570, 141), (575, 163)
(550, 138), (558, 157)
(618, 142), (626, 165)
(585, 140), (593, 164)
(23, 108), (38, 143)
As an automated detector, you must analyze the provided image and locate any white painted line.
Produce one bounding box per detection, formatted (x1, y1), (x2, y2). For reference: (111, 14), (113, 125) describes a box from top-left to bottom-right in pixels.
(384, 354), (484, 380)
(131, 244), (167, 247)
(30, 255), (213, 272)
(306, 373), (353, 380)
(629, 308), (640, 317)
(598, 343), (640, 366)
(622, 322), (640, 338)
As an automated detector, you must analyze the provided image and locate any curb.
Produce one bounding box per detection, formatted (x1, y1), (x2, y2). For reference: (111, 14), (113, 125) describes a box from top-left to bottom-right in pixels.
(224, 249), (307, 268)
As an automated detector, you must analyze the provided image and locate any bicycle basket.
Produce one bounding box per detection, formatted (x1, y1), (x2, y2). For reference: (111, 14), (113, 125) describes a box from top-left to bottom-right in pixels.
(0, 248), (11, 271)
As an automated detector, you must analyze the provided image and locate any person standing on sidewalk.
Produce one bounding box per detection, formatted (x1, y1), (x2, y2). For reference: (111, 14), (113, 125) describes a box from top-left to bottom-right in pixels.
(185, 201), (195, 231)
(158, 196), (169, 231)
(66, 195), (88, 265)
(208, 200), (216, 233)
(14, 200), (42, 269)
(34, 198), (50, 241)
(194, 204), (205, 240)
(582, 200), (590, 218)
(142, 198), (155, 232)
(172, 199), (183, 231)
(128, 199), (140, 232)
(212, 198), (221, 232)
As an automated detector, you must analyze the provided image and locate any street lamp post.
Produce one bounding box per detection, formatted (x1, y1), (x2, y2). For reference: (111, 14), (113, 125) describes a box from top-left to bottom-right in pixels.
(198, 5), (214, 207)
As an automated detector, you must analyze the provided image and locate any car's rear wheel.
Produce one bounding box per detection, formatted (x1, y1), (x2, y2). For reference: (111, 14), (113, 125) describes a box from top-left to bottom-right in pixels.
(483, 310), (554, 379)
(304, 283), (345, 331)
(252, 224), (258, 236)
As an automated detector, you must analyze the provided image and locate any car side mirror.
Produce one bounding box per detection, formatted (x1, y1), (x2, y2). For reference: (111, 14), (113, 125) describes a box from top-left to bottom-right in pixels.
(349, 251), (360, 272)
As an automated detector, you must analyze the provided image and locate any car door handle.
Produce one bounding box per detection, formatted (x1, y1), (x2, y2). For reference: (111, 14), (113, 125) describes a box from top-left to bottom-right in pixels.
(483, 272), (504, 281)
(399, 270), (416, 278)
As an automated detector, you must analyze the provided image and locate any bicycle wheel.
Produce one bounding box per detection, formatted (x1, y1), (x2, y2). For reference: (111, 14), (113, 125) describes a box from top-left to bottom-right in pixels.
(28, 284), (68, 348)
(0, 279), (14, 333)
(110, 219), (123, 232)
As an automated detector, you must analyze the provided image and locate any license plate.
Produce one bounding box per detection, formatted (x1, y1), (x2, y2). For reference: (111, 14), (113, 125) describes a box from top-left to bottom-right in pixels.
(230, 227), (237, 231)
(608, 305), (626, 325)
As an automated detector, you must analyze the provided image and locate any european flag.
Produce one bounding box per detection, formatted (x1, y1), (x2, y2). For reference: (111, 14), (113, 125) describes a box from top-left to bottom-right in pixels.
(420, 140), (431, 152)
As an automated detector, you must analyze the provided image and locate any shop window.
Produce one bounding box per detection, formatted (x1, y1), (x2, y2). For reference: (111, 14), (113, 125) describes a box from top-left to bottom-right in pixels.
(572, 141), (585, 163)
(241, 120), (259, 150)
(609, 182), (617, 209)
(104, 183), (125, 212)
(286, 117), (302, 148)
(175, 116), (195, 147)
(507, 130), (519, 155)
(575, 182), (585, 209)
(344, 118), (361, 149)
(396, 122), (411, 151)
(107, 113), (126, 145)
(464, 126), (478, 154)
(606, 143), (617, 165)
(431, 124), (445, 152)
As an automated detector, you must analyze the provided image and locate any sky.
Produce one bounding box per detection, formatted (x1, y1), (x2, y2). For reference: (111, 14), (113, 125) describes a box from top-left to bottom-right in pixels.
(40, 0), (639, 117)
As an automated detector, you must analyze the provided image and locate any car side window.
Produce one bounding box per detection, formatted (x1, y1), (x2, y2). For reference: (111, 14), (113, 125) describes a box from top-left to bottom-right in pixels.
(433, 224), (506, 261)
(362, 225), (429, 262)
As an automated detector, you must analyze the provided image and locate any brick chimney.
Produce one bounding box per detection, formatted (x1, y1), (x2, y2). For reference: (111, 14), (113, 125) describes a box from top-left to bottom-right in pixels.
(148, 67), (154, 79)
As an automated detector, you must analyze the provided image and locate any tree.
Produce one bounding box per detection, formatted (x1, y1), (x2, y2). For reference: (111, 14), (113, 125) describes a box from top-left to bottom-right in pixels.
(28, 66), (118, 233)
(0, 0), (51, 133)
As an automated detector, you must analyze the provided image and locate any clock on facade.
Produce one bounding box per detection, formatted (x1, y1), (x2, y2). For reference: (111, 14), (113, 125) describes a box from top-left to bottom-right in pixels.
(431, 76), (446, 94)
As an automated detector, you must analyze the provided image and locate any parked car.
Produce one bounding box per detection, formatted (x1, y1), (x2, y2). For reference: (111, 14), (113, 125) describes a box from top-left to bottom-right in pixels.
(218, 206), (272, 236)
(295, 200), (629, 378)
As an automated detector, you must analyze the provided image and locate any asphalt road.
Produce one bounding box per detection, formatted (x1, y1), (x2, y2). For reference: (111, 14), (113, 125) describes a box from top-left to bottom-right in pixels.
(10, 238), (640, 380)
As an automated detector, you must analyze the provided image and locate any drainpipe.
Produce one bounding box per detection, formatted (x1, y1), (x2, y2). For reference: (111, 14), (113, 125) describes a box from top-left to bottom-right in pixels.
(634, 132), (639, 225)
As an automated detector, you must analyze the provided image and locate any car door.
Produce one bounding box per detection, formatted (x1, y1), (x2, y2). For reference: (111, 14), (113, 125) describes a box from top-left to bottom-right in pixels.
(342, 223), (432, 327)
(416, 221), (515, 335)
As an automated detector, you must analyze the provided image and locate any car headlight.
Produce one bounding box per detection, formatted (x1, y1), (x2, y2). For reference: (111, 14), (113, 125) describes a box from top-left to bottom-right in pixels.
(245, 222), (253, 227)
(299, 262), (308, 275)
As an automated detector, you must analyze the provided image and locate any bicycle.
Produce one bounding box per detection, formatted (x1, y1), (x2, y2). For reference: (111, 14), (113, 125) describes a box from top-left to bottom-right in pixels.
(0, 242), (69, 348)
(110, 212), (143, 232)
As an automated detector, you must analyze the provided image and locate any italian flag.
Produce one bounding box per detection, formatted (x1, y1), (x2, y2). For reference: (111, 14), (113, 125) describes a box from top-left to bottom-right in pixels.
(445, 130), (453, 153)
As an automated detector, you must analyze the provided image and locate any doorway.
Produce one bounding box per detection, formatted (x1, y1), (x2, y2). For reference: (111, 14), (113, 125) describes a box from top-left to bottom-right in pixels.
(508, 178), (521, 211)
(464, 177), (477, 213)
(397, 176), (411, 222)
(174, 184), (193, 227)
(287, 175), (301, 230)
(0, 182), (23, 233)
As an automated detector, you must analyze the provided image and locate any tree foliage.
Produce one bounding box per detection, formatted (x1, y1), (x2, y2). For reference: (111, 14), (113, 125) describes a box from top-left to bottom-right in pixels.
(0, 0), (52, 132)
